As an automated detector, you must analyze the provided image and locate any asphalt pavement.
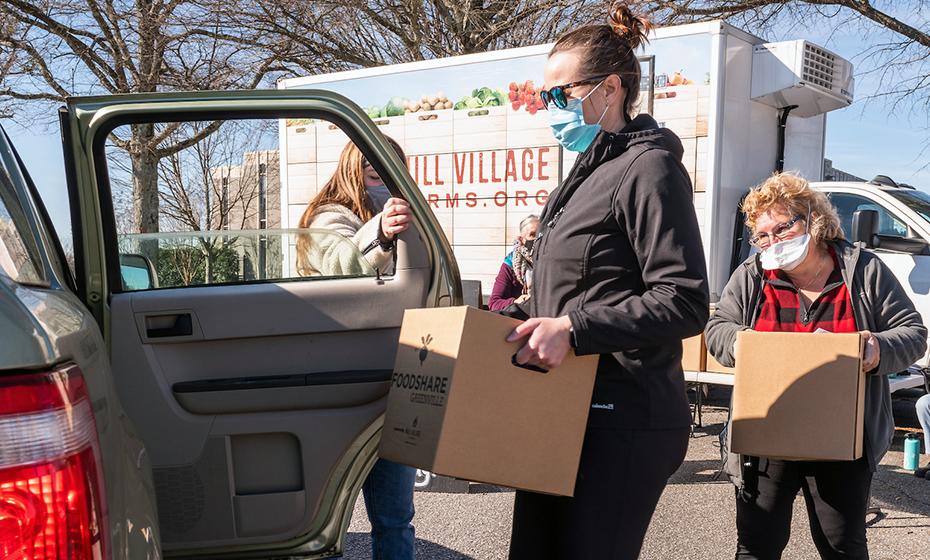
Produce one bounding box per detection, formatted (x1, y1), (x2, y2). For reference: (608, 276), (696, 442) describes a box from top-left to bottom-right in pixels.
(344, 387), (930, 559)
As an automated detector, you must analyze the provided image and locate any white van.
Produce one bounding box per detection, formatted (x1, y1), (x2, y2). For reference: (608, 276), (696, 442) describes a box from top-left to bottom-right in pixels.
(815, 176), (930, 368)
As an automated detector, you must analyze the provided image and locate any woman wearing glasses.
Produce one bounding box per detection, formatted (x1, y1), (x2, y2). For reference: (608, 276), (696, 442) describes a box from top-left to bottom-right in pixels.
(706, 173), (926, 559)
(504, 2), (709, 558)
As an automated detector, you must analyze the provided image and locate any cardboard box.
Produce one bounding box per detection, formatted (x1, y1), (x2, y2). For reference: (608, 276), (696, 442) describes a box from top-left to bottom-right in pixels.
(453, 106), (506, 151)
(403, 109), (453, 154)
(705, 349), (736, 374)
(380, 306), (599, 496)
(681, 334), (706, 372)
(731, 331), (865, 461)
(702, 305), (733, 373)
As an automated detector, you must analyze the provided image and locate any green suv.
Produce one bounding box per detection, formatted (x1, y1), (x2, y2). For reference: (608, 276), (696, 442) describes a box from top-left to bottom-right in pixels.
(0, 90), (460, 558)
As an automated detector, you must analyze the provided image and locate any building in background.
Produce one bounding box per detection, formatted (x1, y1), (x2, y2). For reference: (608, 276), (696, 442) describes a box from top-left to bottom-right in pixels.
(824, 158), (865, 182)
(211, 150), (281, 231)
(210, 150), (282, 280)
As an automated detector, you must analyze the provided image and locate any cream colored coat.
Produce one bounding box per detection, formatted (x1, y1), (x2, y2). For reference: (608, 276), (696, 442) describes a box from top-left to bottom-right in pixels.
(305, 204), (394, 276)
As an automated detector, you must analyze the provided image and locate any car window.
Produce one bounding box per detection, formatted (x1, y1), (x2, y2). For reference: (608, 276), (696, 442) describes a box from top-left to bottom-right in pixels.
(888, 189), (930, 225)
(828, 192), (909, 239)
(104, 118), (387, 292)
(0, 135), (45, 285)
(116, 229), (375, 290)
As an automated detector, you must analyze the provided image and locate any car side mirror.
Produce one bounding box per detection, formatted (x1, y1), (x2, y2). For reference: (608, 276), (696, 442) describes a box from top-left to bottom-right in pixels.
(119, 253), (158, 291)
(851, 209), (879, 248)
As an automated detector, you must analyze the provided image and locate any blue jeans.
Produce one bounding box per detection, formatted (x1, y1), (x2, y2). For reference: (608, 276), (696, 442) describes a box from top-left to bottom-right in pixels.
(918, 393), (930, 453)
(362, 459), (416, 560)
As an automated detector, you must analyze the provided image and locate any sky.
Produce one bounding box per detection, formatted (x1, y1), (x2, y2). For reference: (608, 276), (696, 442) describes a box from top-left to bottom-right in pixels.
(4, 18), (928, 247)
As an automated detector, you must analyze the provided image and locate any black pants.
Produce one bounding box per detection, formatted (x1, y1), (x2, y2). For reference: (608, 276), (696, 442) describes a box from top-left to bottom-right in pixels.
(508, 426), (689, 560)
(736, 457), (873, 560)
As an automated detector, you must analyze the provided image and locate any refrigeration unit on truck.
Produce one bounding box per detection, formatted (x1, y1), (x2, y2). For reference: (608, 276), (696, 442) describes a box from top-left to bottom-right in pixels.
(277, 20), (854, 304)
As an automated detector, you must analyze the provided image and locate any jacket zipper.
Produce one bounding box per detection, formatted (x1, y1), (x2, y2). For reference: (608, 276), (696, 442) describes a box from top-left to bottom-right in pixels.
(535, 207), (566, 259)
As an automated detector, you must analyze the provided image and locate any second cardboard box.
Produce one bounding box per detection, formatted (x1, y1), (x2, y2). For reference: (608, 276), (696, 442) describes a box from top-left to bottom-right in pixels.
(731, 330), (865, 461)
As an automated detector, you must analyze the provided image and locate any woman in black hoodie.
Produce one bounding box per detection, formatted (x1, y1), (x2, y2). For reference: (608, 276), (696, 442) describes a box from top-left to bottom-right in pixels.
(505, 3), (710, 558)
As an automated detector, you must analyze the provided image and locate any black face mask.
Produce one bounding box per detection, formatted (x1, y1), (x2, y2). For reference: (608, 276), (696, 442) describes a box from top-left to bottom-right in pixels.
(522, 238), (535, 251)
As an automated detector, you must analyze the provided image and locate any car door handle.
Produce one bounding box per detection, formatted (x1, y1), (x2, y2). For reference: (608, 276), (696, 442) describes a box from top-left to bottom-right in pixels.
(146, 313), (193, 338)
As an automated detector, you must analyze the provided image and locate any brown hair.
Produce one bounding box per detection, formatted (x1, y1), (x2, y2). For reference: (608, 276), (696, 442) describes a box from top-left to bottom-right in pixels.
(742, 173), (845, 244)
(549, 1), (653, 117)
(296, 136), (405, 275)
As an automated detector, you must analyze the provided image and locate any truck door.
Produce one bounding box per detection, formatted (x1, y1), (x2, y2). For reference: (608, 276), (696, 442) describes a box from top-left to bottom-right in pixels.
(62, 90), (460, 557)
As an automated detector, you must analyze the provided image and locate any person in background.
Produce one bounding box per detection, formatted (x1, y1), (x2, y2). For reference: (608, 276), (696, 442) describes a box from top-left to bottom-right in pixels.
(504, 2), (709, 558)
(489, 215), (539, 311)
(297, 138), (417, 560)
(916, 393), (930, 480)
(705, 172), (926, 559)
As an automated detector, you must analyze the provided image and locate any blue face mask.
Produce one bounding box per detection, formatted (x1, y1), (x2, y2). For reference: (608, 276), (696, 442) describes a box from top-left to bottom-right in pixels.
(367, 185), (392, 210)
(548, 81), (609, 153)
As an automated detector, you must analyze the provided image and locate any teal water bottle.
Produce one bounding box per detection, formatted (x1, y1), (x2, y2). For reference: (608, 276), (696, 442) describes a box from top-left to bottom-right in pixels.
(904, 434), (921, 471)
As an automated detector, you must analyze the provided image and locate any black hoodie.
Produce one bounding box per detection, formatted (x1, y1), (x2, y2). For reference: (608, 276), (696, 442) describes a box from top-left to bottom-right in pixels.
(530, 114), (709, 429)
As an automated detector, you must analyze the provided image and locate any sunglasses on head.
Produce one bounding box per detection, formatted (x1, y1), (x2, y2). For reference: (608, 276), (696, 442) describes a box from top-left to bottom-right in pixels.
(539, 74), (613, 110)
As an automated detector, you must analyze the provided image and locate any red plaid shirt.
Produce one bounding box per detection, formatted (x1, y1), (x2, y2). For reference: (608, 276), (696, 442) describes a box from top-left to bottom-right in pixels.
(755, 248), (858, 333)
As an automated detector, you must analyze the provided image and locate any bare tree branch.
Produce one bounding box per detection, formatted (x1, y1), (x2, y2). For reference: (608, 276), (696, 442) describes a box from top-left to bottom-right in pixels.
(648, 1), (928, 48)
(0, 0), (282, 233)
(644, 0), (929, 142)
(237, 0), (603, 76)
(155, 119), (225, 158)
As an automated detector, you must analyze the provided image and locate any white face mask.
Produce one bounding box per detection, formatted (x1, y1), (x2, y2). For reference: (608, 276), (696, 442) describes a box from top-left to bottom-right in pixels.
(759, 233), (811, 271)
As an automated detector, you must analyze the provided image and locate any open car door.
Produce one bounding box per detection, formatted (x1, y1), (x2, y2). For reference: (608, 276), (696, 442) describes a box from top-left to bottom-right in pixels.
(62, 90), (461, 558)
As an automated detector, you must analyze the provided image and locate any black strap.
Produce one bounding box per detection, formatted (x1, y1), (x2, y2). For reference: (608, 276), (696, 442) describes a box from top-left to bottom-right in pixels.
(738, 455), (761, 503)
(498, 301), (530, 321)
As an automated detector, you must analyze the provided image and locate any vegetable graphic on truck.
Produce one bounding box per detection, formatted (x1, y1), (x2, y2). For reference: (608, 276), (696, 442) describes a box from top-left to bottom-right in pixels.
(279, 22), (852, 301)
(278, 47), (657, 292)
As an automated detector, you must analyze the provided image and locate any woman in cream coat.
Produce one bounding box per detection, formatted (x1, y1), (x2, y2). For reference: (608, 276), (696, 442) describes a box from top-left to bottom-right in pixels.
(296, 137), (411, 277)
(296, 137), (418, 560)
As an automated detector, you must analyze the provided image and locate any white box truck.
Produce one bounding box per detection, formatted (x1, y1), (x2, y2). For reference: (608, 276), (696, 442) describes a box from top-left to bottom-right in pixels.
(277, 20), (930, 438)
(277, 20), (855, 304)
(279, 18), (930, 423)
(279, 22), (930, 374)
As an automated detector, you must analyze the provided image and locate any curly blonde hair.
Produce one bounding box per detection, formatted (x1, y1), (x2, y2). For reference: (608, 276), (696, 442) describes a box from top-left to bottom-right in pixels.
(741, 173), (845, 244)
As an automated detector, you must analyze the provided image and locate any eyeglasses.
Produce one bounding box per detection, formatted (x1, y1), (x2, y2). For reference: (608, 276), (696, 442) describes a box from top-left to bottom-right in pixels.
(540, 74), (613, 110)
(750, 215), (804, 247)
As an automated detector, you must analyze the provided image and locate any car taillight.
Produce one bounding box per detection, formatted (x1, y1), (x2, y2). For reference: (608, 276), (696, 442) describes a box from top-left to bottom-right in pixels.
(0, 365), (108, 559)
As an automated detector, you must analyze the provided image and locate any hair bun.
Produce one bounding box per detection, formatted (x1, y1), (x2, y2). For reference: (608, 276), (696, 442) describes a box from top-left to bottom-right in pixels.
(608, 1), (652, 51)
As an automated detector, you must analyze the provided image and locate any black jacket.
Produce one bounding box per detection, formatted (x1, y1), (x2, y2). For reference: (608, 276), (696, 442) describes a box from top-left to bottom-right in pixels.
(530, 114), (710, 429)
